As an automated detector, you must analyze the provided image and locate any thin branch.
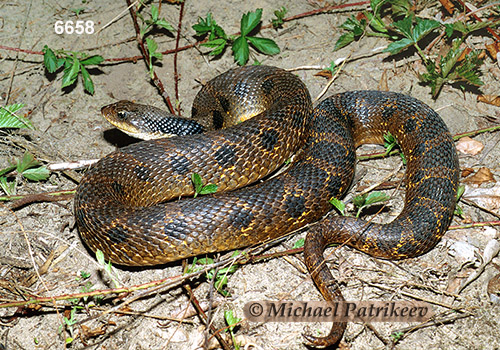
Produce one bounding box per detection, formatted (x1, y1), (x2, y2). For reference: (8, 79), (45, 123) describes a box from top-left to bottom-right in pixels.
(173, 1), (185, 115)
(124, 0), (175, 114)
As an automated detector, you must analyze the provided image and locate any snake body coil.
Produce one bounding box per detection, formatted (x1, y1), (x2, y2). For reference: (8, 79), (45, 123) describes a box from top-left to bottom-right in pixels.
(74, 65), (459, 346)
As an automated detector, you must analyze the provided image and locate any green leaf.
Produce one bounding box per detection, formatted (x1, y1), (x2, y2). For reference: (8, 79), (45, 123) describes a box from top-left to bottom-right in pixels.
(215, 276), (229, 293)
(197, 257), (215, 265)
(293, 238), (305, 249)
(0, 165), (16, 177)
(151, 5), (159, 22)
(232, 36), (249, 65)
(364, 191), (390, 206)
(392, 16), (413, 39)
(444, 23), (455, 38)
(156, 18), (174, 31)
(201, 38), (228, 56)
(0, 104), (32, 129)
(271, 6), (287, 28)
(61, 57), (80, 88)
(340, 15), (363, 32)
(390, 0), (412, 17)
(241, 8), (262, 36)
(370, 0), (386, 15)
(193, 13), (219, 35)
(456, 185), (465, 200)
(80, 65), (95, 95)
(329, 197), (346, 215)
(447, 20), (492, 36)
(412, 18), (439, 42)
(455, 51), (483, 86)
(191, 173), (217, 197)
(80, 55), (104, 66)
(364, 10), (387, 33)
(146, 37), (158, 56)
(42, 45), (59, 73)
(95, 249), (105, 265)
(146, 38), (162, 77)
(246, 36), (280, 55)
(199, 183), (218, 195)
(191, 173), (203, 193)
(224, 310), (241, 332)
(22, 166), (50, 181)
(353, 194), (366, 209)
(16, 152), (39, 173)
(384, 37), (414, 54)
(441, 45), (463, 77)
(0, 177), (16, 196)
(334, 32), (355, 51)
(151, 4), (159, 22)
(326, 61), (339, 74)
(383, 131), (397, 153)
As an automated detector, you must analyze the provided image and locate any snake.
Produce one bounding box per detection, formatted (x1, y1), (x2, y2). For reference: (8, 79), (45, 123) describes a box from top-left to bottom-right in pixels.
(74, 65), (460, 347)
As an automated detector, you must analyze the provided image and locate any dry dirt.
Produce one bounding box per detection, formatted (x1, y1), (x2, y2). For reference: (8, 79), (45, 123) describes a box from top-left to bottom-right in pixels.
(1, 1), (500, 349)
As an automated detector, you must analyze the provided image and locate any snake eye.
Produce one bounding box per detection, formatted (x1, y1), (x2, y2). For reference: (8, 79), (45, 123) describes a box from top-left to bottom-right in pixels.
(117, 111), (127, 120)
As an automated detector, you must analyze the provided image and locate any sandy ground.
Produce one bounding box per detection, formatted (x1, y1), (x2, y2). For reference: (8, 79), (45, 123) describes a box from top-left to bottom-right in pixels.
(1, 1), (500, 349)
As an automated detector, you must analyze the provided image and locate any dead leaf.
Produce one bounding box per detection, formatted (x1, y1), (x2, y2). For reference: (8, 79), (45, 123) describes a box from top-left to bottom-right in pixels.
(457, 47), (472, 62)
(438, 0), (455, 14)
(485, 42), (500, 60)
(378, 69), (388, 91)
(463, 183), (500, 211)
(81, 324), (106, 338)
(463, 167), (496, 185)
(477, 94), (500, 107)
(314, 70), (333, 79)
(461, 167), (475, 178)
(456, 136), (484, 155)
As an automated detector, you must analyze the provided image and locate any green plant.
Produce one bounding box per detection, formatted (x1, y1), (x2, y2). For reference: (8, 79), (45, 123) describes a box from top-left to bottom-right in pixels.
(454, 184), (465, 217)
(383, 132), (406, 163)
(138, 4), (174, 37)
(0, 103), (32, 129)
(95, 249), (121, 288)
(224, 310), (242, 349)
(334, 0), (398, 51)
(59, 307), (78, 344)
(271, 6), (288, 28)
(352, 191), (390, 218)
(0, 152), (50, 195)
(420, 19), (491, 97)
(192, 12), (228, 56)
(191, 173), (218, 198)
(390, 330), (404, 342)
(43, 45), (104, 94)
(293, 238), (305, 249)
(186, 251), (240, 296)
(329, 197), (346, 216)
(193, 9), (280, 65)
(77, 270), (91, 281)
(330, 191), (390, 218)
(70, 7), (86, 16)
(136, 5), (174, 78)
(333, 0), (497, 98)
(325, 61), (340, 75)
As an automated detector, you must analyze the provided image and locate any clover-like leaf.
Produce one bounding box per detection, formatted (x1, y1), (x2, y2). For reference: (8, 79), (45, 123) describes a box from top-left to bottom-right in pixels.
(246, 36), (280, 55)
(241, 8), (262, 36)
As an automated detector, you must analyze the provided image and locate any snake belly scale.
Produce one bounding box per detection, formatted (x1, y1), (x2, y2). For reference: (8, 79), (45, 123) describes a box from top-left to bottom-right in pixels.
(74, 65), (459, 346)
